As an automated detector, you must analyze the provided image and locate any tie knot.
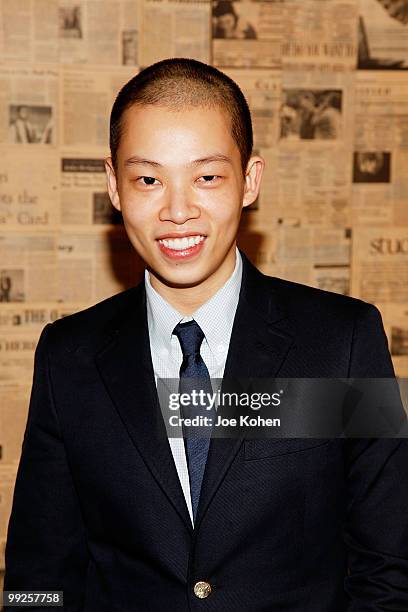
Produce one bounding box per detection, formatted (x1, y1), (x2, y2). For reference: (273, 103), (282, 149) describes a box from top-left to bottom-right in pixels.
(173, 320), (205, 357)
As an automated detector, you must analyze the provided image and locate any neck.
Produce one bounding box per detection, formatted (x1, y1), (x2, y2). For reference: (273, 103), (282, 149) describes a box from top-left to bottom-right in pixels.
(149, 247), (237, 316)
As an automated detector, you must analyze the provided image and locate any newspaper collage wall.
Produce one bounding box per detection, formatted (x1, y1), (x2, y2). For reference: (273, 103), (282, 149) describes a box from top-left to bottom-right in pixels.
(0, 0), (407, 570)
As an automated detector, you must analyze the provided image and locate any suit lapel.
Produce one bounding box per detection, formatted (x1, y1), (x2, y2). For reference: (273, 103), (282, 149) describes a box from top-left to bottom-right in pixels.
(195, 252), (295, 529)
(94, 253), (295, 533)
(95, 285), (193, 533)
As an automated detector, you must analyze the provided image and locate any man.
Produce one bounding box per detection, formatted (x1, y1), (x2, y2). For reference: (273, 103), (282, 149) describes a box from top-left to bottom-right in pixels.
(297, 91), (316, 139)
(9, 106), (37, 144)
(4, 58), (408, 610)
(212, 1), (257, 39)
(0, 270), (12, 302)
(311, 92), (342, 140)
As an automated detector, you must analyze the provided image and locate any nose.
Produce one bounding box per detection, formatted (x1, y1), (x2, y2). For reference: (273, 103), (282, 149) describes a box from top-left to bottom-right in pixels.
(159, 183), (201, 225)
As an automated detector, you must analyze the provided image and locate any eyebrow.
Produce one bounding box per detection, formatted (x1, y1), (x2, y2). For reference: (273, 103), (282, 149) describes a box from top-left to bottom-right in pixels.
(124, 154), (233, 168)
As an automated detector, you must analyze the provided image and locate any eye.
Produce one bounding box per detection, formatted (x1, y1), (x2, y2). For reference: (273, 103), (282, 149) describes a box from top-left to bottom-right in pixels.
(197, 175), (220, 184)
(137, 176), (159, 186)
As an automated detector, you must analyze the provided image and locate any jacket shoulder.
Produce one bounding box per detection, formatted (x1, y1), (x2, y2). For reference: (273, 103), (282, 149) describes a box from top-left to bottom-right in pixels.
(258, 273), (390, 376)
(45, 283), (143, 353)
(262, 273), (380, 327)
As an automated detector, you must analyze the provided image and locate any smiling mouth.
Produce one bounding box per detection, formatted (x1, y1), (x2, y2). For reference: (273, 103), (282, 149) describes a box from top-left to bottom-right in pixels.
(158, 235), (205, 250)
(157, 234), (206, 259)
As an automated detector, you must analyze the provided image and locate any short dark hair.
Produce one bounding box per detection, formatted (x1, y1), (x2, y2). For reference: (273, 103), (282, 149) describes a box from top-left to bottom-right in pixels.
(109, 58), (253, 175)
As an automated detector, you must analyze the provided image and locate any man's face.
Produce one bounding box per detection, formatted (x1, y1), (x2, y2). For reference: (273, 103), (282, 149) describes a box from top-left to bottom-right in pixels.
(218, 14), (237, 37)
(19, 107), (29, 120)
(106, 104), (263, 295)
(299, 94), (315, 112)
(358, 153), (383, 175)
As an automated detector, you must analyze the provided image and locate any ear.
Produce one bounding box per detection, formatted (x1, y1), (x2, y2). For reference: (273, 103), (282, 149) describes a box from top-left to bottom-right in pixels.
(242, 155), (264, 209)
(105, 157), (121, 211)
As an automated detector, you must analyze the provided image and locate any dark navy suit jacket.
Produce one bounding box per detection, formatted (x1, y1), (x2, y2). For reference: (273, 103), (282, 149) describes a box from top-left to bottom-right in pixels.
(4, 252), (408, 610)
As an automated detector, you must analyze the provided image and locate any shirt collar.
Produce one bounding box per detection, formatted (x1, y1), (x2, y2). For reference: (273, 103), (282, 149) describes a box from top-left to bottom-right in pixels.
(145, 248), (242, 361)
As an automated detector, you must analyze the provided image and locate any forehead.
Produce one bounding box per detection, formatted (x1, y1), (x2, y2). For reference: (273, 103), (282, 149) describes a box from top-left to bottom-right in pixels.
(118, 103), (237, 162)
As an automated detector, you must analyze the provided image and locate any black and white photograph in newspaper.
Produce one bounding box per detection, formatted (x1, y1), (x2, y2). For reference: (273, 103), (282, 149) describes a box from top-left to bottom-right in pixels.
(8, 105), (53, 145)
(0, 269), (25, 303)
(353, 151), (391, 183)
(358, 0), (408, 68)
(280, 89), (342, 141)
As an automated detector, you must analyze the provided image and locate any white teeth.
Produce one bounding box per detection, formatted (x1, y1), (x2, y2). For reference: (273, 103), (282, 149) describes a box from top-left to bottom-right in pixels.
(159, 236), (205, 250)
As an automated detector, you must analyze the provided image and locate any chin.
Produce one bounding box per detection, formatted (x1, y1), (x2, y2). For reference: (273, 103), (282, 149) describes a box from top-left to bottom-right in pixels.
(156, 268), (209, 289)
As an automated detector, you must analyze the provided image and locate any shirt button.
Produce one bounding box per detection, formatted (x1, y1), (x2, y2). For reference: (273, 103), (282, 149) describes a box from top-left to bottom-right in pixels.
(217, 343), (225, 353)
(160, 348), (169, 357)
(193, 581), (212, 599)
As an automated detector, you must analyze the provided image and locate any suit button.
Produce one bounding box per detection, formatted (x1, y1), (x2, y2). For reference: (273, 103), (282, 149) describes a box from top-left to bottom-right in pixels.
(193, 581), (212, 598)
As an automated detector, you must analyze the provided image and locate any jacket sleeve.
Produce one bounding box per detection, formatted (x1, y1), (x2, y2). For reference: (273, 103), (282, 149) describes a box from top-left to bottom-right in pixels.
(4, 323), (89, 611)
(344, 303), (408, 609)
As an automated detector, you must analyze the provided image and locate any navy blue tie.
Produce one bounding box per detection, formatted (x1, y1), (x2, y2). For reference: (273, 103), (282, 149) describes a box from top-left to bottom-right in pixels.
(173, 320), (213, 522)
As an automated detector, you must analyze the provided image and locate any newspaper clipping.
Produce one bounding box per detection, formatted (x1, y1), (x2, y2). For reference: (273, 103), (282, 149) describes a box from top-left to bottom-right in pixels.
(212, 0), (283, 68)
(358, 0), (408, 69)
(281, 0), (358, 71)
(351, 227), (408, 305)
(139, 0), (210, 66)
(62, 65), (136, 149)
(61, 157), (122, 226)
(0, 0), (139, 66)
(352, 71), (408, 226)
(0, 148), (59, 228)
(0, 65), (58, 146)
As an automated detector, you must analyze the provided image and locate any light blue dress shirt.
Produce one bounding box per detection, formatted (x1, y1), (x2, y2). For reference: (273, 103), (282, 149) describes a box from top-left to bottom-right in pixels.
(145, 248), (243, 525)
